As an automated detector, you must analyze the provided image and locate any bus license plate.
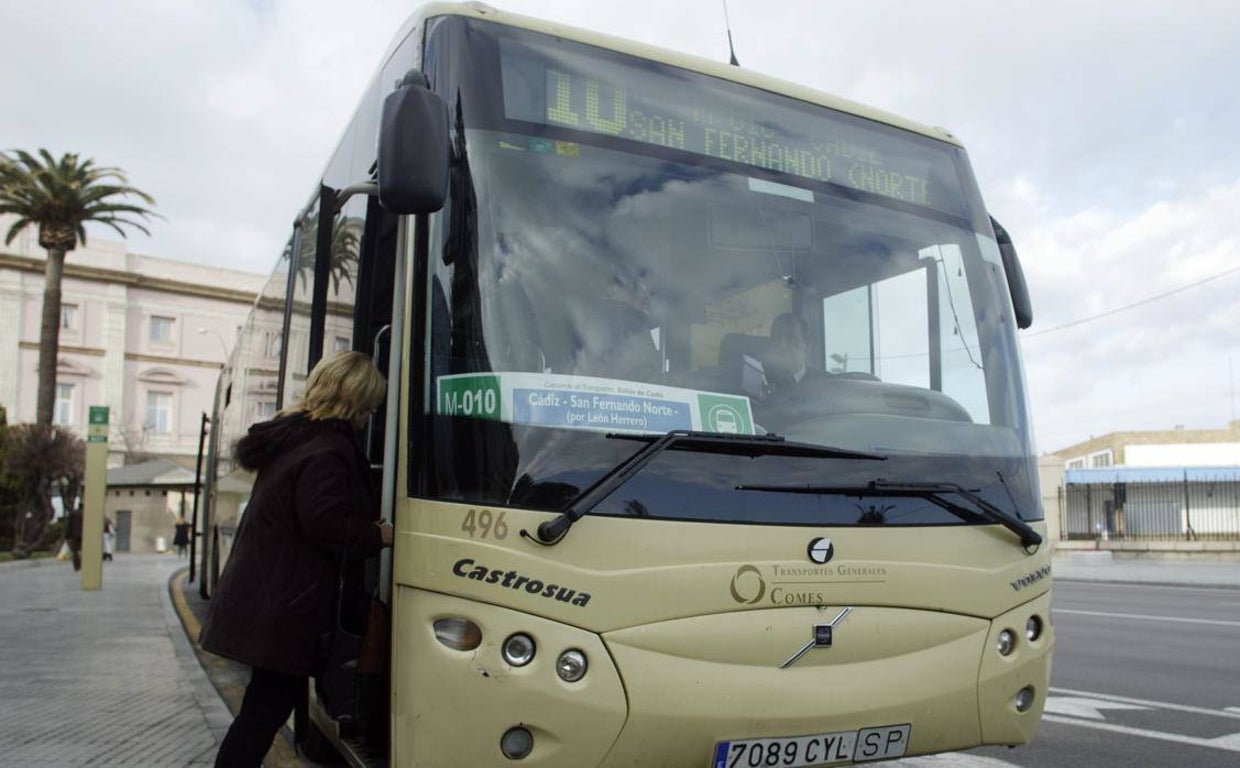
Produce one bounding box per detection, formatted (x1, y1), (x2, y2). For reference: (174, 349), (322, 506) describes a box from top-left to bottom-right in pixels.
(713, 724), (911, 767)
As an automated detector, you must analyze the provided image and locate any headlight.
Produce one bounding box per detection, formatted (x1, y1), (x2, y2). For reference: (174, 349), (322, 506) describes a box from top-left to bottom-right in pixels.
(433, 618), (481, 651)
(997, 629), (1016, 656)
(1014, 686), (1036, 713)
(1025, 615), (1043, 642)
(556, 649), (588, 682)
(502, 633), (536, 667)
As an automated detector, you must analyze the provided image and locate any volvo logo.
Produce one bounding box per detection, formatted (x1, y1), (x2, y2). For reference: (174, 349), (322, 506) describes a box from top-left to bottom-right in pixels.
(781, 607), (853, 668)
(729, 564), (766, 604)
(807, 537), (835, 564)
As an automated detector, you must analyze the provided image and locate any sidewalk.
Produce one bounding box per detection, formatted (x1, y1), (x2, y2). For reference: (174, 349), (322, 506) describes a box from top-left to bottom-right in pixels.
(1052, 550), (1240, 588)
(0, 554), (230, 767)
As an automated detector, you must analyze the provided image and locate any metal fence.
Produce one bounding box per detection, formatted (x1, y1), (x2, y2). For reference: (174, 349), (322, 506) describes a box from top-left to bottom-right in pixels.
(1060, 477), (1240, 541)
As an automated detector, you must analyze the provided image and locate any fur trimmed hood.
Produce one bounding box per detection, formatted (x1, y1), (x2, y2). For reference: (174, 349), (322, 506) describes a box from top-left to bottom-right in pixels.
(234, 413), (356, 471)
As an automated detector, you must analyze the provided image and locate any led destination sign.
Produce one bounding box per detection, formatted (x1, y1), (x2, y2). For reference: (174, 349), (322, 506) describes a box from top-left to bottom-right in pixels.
(500, 39), (965, 215)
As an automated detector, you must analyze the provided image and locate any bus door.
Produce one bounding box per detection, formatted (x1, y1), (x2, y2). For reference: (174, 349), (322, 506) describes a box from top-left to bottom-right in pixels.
(350, 193), (404, 757)
(298, 186), (403, 761)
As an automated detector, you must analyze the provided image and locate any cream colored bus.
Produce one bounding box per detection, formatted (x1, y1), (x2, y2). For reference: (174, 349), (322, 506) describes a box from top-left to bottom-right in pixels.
(201, 3), (1053, 765)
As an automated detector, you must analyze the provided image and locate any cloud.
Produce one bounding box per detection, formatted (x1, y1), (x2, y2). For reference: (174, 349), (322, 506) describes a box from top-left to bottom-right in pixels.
(4, 0), (1239, 452)
(1019, 179), (1240, 450)
(1, 0), (410, 268)
(5, 1), (1238, 271)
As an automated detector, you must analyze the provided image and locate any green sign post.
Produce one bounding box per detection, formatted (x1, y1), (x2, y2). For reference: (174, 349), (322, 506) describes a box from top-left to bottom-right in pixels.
(81, 406), (108, 590)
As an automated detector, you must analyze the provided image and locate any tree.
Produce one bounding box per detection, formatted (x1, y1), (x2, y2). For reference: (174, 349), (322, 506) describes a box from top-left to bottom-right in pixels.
(291, 214), (362, 295)
(0, 407), (21, 551)
(2, 423), (85, 558)
(0, 149), (158, 424)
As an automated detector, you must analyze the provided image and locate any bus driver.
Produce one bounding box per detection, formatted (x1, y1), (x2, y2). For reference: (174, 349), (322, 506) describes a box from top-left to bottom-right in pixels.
(763, 312), (814, 393)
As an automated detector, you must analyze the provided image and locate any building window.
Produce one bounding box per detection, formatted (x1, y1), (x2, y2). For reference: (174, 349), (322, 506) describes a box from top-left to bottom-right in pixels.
(1089, 450), (1113, 468)
(264, 331), (283, 360)
(146, 391), (173, 434)
(150, 315), (175, 345)
(61, 304), (78, 330)
(1066, 458), (1086, 470)
(54, 383), (75, 426)
(257, 400), (276, 422)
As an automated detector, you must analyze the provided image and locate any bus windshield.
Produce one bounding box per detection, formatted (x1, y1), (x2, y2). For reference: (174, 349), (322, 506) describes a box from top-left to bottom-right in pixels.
(424, 17), (1039, 528)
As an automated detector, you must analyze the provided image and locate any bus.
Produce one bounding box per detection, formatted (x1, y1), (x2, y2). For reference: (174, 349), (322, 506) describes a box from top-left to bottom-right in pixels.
(199, 3), (1053, 765)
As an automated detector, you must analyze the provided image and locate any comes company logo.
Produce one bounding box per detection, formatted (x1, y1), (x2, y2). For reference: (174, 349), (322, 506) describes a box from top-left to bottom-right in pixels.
(729, 564), (766, 604)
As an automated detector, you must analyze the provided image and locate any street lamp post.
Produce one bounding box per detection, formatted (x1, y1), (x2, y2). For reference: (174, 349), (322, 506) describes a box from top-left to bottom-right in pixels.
(196, 327), (231, 363)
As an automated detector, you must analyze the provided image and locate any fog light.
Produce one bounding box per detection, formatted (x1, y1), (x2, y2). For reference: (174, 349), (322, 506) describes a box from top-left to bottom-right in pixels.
(1025, 615), (1042, 642)
(556, 649), (588, 682)
(433, 618), (482, 651)
(500, 726), (534, 759)
(1014, 686), (1036, 713)
(502, 633), (536, 667)
(997, 629), (1016, 656)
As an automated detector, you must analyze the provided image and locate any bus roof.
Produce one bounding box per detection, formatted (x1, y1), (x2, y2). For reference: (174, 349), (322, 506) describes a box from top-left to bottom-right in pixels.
(388, 2), (962, 148)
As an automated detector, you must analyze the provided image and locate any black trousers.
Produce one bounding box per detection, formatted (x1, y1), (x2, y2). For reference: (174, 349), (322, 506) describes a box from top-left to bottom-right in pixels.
(214, 666), (305, 767)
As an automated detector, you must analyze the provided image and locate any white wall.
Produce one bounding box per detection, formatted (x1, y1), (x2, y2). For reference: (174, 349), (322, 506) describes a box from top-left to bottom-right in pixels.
(1126, 443), (1240, 467)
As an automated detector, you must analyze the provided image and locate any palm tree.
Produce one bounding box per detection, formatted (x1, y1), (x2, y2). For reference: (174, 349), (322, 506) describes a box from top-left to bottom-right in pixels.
(327, 216), (361, 295)
(292, 214), (362, 295)
(0, 149), (158, 424)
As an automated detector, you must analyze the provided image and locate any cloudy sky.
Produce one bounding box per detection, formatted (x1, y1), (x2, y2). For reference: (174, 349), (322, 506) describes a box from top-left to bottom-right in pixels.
(3, 0), (1238, 453)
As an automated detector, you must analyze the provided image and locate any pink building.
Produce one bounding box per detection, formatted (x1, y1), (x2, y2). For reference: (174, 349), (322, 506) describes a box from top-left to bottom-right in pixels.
(1, 217), (264, 469)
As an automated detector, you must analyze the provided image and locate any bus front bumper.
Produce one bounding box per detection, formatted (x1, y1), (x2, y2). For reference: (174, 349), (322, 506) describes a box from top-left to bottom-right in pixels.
(393, 588), (1052, 766)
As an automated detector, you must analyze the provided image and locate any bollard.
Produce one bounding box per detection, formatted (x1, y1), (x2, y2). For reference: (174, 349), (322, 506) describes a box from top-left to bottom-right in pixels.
(82, 406), (109, 590)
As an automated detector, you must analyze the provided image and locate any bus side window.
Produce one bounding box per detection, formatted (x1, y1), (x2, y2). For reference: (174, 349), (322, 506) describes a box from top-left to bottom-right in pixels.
(823, 285), (874, 376)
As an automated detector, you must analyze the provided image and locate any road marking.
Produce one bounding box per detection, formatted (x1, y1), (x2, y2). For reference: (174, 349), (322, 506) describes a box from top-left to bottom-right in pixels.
(1054, 608), (1240, 628)
(1044, 696), (1150, 720)
(1042, 715), (1240, 753)
(1045, 688), (1240, 752)
(891, 754), (1021, 766)
(1051, 687), (1240, 721)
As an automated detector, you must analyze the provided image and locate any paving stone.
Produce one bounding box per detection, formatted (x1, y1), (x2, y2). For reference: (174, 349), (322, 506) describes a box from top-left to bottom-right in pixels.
(0, 555), (228, 767)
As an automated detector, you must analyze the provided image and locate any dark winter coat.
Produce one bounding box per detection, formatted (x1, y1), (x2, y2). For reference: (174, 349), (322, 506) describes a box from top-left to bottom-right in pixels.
(199, 413), (382, 676)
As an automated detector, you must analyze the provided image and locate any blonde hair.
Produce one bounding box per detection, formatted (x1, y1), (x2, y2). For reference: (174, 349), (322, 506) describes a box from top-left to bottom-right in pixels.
(281, 350), (386, 425)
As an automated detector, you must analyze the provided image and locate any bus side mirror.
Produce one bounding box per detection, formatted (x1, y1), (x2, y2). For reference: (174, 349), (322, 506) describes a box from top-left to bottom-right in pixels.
(378, 71), (450, 214)
(991, 217), (1033, 329)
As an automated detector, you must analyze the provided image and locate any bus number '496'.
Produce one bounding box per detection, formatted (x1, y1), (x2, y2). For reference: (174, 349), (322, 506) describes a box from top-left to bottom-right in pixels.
(461, 509), (509, 540)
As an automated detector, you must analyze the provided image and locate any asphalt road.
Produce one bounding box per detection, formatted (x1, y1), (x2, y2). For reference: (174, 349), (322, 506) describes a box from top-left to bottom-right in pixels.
(966, 580), (1240, 767)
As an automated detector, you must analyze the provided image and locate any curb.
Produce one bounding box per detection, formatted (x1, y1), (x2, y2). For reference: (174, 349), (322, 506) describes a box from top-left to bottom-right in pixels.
(170, 569), (205, 653)
(0, 555), (63, 569)
(1053, 576), (1240, 590)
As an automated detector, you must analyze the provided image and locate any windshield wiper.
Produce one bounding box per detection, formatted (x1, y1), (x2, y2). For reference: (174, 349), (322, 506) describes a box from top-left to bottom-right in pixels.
(528, 430), (886, 545)
(736, 479), (1042, 552)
